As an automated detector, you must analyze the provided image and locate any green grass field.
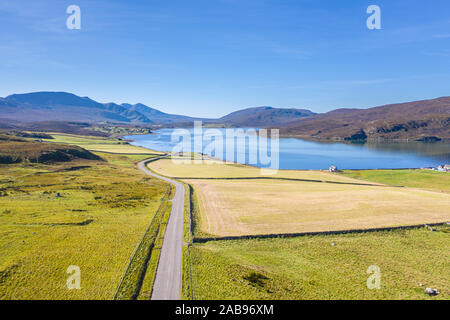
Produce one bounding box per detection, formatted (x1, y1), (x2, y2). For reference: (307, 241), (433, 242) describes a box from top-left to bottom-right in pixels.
(188, 225), (450, 300)
(43, 133), (163, 155)
(0, 146), (168, 299)
(115, 187), (172, 300)
(43, 133), (118, 144)
(342, 169), (450, 194)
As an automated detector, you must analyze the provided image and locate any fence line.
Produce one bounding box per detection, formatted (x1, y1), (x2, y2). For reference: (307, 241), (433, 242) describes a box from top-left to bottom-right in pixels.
(193, 222), (448, 244)
(187, 184), (194, 300)
(170, 176), (387, 188)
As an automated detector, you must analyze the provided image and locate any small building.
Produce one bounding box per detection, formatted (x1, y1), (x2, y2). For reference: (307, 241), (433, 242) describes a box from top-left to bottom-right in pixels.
(329, 165), (337, 172)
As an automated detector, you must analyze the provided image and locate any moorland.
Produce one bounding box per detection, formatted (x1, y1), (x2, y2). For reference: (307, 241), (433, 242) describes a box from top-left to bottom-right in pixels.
(0, 132), (169, 299)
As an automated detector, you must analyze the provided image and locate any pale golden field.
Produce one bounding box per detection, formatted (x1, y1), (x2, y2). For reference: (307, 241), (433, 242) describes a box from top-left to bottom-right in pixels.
(188, 178), (450, 236)
(81, 143), (159, 154)
(147, 158), (371, 184)
(44, 133), (164, 155)
(147, 158), (450, 237)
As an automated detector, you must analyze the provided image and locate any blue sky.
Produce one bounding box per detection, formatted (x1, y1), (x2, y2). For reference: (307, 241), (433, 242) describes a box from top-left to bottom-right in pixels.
(0, 0), (449, 117)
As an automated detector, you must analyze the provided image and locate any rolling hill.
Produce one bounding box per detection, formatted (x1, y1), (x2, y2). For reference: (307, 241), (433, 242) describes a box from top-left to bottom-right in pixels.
(0, 133), (102, 164)
(214, 106), (316, 127)
(121, 103), (206, 123)
(0, 92), (316, 127)
(0, 92), (151, 124)
(279, 97), (450, 141)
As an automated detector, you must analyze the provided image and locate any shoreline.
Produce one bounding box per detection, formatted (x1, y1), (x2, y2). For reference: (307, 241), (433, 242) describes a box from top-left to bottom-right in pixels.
(277, 133), (450, 142)
(129, 145), (440, 172)
(122, 128), (450, 143)
(123, 130), (449, 172)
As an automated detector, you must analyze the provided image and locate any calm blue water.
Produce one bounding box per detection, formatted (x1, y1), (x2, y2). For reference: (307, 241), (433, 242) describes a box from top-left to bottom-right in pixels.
(125, 129), (450, 170)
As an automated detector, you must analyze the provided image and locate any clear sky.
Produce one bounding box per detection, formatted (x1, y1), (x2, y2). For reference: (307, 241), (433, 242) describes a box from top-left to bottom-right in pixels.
(1, 0), (449, 117)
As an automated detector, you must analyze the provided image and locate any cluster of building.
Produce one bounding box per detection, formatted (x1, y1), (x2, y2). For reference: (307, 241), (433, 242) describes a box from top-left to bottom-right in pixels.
(329, 165), (338, 172)
(328, 164), (450, 173)
(436, 164), (450, 172)
(425, 164), (450, 172)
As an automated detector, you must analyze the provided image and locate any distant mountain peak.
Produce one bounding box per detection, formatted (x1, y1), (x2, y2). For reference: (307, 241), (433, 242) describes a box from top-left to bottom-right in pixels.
(1, 92), (151, 123)
(0, 91), (318, 126)
(217, 106), (316, 127)
(6, 91), (101, 108)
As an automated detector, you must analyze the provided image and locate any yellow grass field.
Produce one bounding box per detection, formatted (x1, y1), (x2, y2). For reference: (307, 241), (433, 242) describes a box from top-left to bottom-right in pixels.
(146, 157), (449, 237)
(147, 158), (371, 184)
(81, 143), (159, 154)
(188, 178), (450, 236)
(0, 152), (168, 299)
(44, 133), (163, 155)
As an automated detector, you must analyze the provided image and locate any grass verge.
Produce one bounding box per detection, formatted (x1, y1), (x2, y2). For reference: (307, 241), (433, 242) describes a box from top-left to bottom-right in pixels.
(114, 185), (172, 300)
(189, 184), (215, 239)
(137, 201), (172, 300)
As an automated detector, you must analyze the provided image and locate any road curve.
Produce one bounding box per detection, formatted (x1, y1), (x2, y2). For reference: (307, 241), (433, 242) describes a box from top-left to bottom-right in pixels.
(138, 158), (184, 300)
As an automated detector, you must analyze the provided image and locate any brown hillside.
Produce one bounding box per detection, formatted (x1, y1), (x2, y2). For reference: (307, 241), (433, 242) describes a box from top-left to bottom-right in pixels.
(280, 97), (450, 141)
(0, 137), (103, 164)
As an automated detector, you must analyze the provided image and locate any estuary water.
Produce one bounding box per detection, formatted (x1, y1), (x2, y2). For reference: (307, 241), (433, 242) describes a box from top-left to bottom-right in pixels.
(125, 128), (450, 170)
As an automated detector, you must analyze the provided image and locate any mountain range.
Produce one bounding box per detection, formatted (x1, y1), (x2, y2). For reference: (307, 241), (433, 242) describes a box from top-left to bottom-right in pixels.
(0, 92), (314, 127)
(0, 92), (176, 124)
(0, 92), (449, 141)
